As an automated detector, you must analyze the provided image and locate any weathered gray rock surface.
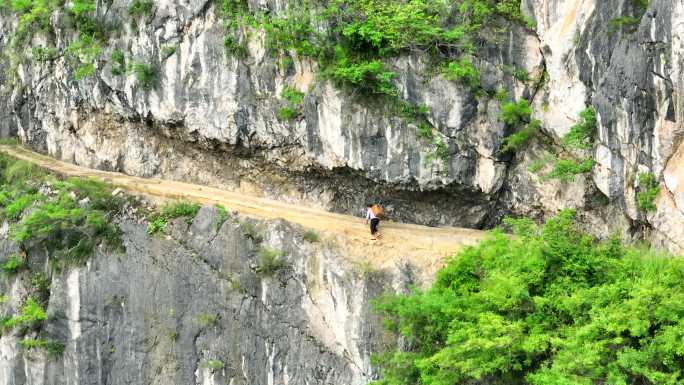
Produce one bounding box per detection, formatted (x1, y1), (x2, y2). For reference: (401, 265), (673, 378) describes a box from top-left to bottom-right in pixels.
(0, 207), (409, 385)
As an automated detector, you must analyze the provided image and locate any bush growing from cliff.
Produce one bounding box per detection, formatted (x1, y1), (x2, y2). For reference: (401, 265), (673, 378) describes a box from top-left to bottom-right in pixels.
(147, 200), (201, 234)
(302, 230), (319, 243)
(127, 0), (154, 20)
(0, 154), (125, 266)
(500, 99), (532, 126)
(442, 58), (480, 89)
(19, 338), (65, 357)
(562, 107), (596, 150)
(1, 254), (26, 274)
(111, 50), (126, 75)
(3, 297), (47, 331)
(371, 210), (684, 385)
(278, 86), (306, 121)
(500, 119), (540, 153)
(546, 158), (594, 182)
(636, 172), (660, 212)
(203, 359), (225, 371)
(161, 45), (177, 60)
(256, 247), (287, 276)
(327, 56), (398, 96)
(129, 61), (158, 89)
(214, 204), (229, 230)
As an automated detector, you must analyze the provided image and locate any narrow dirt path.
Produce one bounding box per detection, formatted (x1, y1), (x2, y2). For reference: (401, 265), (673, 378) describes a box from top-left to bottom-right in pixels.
(0, 145), (488, 276)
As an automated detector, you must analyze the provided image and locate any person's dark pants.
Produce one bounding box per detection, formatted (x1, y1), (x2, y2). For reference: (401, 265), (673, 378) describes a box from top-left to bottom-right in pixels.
(370, 218), (380, 235)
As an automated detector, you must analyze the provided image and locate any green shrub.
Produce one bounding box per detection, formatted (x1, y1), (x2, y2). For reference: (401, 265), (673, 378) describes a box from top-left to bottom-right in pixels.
(0, 137), (20, 146)
(242, 221), (263, 243)
(500, 99), (532, 126)
(32, 46), (58, 62)
(277, 107), (299, 121)
(327, 56), (397, 96)
(547, 158), (594, 182)
(636, 172), (660, 211)
(277, 86), (305, 121)
(256, 247), (287, 276)
(562, 107), (596, 150)
(608, 16), (641, 35)
(66, 34), (102, 80)
(63, 177), (124, 211)
(128, 0), (153, 19)
(0, 156), (123, 266)
(4, 193), (43, 219)
(147, 217), (166, 234)
(203, 359), (225, 370)
(371, 210), (684, 385)
(282, 86), (304, 105)
(196, 312), (219, 328)
(129, 61), (158, 89)
(11, 197), (122, 264)
(147, 201), (201, 234)
(224, 35), (248, 57)
(500, 119), (541, 153)
(3, 297), (46, 330)
(302, 230), (319, 243)
(18, 338), (65, 357)
(503, 65), (529, 82)
(31, 272), (51, 301)
(442, 58), (480, 89)
(1, 254), (25, 274)
(214, 204), (228, 230)
(111, 50), (126, 75)
(3, 159), (42, 184)
(416, 122), (434, 142)
(160, 45), (177, 60)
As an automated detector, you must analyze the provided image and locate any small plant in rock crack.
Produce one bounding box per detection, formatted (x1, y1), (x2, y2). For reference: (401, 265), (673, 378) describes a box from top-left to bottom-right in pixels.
(160, 45), (177, 60)
(196, 312), (219, 328)
(147, 201), (201, 234)
(31, 272), (51, 303)
(18, 338), (65, 358)
(3, 297), (47, 331)
(241, 221), (263, 243)
(636, 172), (660, 212)
(1, 253), (26, 274)
(302, 230), (319, 243)
(256, 247), (287, 277)
(277, 86), (305, 121)
(214, 204), (229, 231)
(203, 359), (225, 371)
(167, 330), (179, 343)
(129, 61), (158, 89)
(562, 107), (597, 150)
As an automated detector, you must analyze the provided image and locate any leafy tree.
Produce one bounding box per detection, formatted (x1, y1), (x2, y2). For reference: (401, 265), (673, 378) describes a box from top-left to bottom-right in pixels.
(372, 210), (684, 385)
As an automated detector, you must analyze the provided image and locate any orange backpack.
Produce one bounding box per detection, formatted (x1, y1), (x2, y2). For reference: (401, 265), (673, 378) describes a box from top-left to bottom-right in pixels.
(371, 204), (384, 217)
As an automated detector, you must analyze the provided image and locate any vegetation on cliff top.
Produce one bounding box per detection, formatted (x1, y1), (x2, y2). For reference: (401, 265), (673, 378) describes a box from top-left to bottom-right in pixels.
(372, 210), (684, 385)
(0, 154), (125, 270)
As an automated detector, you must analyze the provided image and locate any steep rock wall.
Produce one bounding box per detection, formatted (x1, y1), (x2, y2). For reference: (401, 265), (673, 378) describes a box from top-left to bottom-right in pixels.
(0, 207), (412, 385)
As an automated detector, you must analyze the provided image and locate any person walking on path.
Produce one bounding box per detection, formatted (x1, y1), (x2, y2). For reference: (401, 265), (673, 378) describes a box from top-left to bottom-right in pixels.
(365, 203), (382, 240)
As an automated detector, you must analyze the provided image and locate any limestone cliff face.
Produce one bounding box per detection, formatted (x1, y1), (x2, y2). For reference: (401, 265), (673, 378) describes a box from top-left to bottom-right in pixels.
(0, 0), (682, 248)
(0, 207), (408, 385)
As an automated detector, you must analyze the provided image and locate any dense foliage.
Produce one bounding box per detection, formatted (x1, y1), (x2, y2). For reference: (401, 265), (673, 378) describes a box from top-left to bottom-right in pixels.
(636, 172), (660, 212)
(562, 107), (596, 150)
(147, 200), (201, 234)
(372, 210), (684, 385)
(0, 154), (124, 269)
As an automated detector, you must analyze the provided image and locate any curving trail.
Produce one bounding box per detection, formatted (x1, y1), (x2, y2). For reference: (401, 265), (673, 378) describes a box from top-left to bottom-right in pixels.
(0, 145), (488, 276)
